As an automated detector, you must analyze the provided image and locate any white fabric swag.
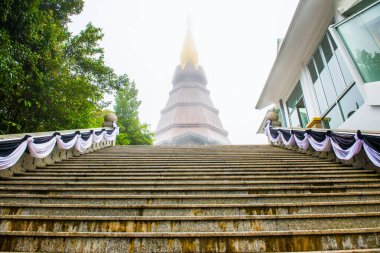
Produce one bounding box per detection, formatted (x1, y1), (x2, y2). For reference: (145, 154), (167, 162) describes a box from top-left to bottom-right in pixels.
(28, 136), (57, 159)
(0, 140), (29, 171)
(0, 128), (119, 170)
(363, 143), (380, 167)
(331, 134), (362, 160)
(265, 122), (380, 167)
(280, 133), (295, 146)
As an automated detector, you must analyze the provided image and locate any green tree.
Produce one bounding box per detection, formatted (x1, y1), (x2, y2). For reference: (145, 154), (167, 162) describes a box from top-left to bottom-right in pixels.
(0, 0), (121, 134)
(114, 75), (154, 145)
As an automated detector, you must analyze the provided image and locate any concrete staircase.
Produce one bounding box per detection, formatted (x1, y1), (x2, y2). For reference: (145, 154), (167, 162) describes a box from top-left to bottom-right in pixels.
(0, 145), (380, 252)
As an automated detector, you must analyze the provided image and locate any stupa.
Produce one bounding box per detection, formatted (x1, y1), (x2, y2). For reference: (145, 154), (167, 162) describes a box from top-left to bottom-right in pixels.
(154, 29), (230, 145)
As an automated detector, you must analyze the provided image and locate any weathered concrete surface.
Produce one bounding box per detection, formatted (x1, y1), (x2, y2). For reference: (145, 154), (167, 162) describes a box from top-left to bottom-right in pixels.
(0, 145), (380, 252)
(1, 232), (380, 252)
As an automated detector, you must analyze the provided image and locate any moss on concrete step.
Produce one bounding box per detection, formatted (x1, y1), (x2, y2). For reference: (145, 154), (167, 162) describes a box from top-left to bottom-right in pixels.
(2, 184), (380, 196)
(2, 213), (380, 233)
(1, 229), (380, 252)
(1, 192), (380, 205)
(2, 201), (380, 216)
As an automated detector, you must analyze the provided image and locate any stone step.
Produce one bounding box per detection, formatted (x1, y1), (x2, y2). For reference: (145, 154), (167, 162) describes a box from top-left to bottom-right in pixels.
(2, 213), (380, 233)
(13, 169), (375, 177)
(74, 148), (305, 152)
(91, 148), (291, 153)
(90, 153), (306, 156)
(1, 228), (379, 252)
(78, 154), (306, 159)
(62, 154), (325, 158)
(32, 166), (352, 173)
(65, 157), (321, 162)
(1, 184), (380, 195)
(1, 179), (379, 188)
(58, 158), (328, 163)
(47, 161), (343, 168)
(6, 174), (379, 181)
(1, 201), (380, 216)
(57, 162), (334, 168)
(0, 192), (379, 204)
(45, 161), (346, 166)
(66, 153), (322, 157)
(7, 250), (380, 253)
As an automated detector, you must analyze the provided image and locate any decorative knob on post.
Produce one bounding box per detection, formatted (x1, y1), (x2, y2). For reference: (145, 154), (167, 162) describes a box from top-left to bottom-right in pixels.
(265, 110), (281, 128)
(102, 113), (118, 128)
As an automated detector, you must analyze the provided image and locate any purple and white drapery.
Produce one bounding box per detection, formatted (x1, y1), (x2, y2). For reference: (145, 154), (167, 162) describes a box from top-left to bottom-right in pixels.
(0, 128), (119, 170)
(264, 121), (380, 167)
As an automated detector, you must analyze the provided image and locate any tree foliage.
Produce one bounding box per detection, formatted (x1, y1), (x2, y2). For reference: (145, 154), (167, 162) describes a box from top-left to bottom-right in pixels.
(0, 0), (89, 133)
(114, 75), (154, 145)
(0, 0), (152, 145)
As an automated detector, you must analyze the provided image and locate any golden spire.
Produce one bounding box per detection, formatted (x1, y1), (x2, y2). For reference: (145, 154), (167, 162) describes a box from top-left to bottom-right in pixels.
(180, 29), (198, 68)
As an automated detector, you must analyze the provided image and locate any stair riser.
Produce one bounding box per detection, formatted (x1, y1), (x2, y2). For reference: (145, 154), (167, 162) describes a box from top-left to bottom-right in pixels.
(1, 187), (379, 195)
(60, 156), (328, 160)
(85, 152), (301, 155)
(76, 156), (308, 159)
(61, 159), (323, 164)
(15, 170), (374, 176)
(2, 205), (380, 216)
(29, 168), (353, 173)
(1, 233), (379, 252)
(1, 195), (379, 205)
(2, 182), (379, 188)
(41, 164), (346, 169)
(53, 161), (334, 165)
(2, 217), (380, 233)
(9, 174), (378, 181)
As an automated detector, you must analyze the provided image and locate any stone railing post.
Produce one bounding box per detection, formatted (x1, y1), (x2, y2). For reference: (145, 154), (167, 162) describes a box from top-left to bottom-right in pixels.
(264, 110), (281, 145)
(102, 112), (118, 146)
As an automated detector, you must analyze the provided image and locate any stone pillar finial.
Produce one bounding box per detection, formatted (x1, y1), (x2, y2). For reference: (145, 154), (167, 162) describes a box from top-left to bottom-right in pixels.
(265, 110), (281, 128)
(102, 113), (117, 128)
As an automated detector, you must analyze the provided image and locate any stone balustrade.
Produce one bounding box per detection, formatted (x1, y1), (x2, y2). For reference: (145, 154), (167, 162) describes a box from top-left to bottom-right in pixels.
(264, 120), (380, 173)
(0, 113), (119, 177)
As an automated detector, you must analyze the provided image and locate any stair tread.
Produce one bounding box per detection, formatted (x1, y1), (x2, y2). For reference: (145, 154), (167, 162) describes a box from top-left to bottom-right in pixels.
(1, 192), (379, 198)
(7, 174), (379, 180)
(3, 212), (380, 220)
(2, 200), (380, 208)
(2, 184), (380, 191)
(1, 228), (380, 237)
(2, 179), (380, 185)
(14, 170), (376, 175)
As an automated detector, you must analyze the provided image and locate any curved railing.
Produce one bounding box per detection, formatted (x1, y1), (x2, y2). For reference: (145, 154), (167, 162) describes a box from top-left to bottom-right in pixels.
(264, 121), (380, 168)
(0, 127), (119, 172)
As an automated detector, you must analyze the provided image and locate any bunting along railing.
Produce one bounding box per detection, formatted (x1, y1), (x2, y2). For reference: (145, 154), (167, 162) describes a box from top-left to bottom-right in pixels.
(0, 127), (119, 170)
(264, 121), (380, 167)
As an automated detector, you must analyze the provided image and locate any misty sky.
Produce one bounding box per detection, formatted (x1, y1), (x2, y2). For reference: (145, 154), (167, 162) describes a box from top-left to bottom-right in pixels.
(68, 0), (299, 144)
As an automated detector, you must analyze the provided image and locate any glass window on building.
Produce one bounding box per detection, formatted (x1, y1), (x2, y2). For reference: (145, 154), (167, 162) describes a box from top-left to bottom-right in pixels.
(328, 33), (354, 85)
(322, 105), (343, 129)
(339, 84), (364, 120)
(336, 2), (380, 83)
(322, 83), (364, 129)
(308, 60), (329, 113)
(286, 82), (309, 128)
(308, 30), (364, 129)
(321, 35), (347, 95)
(309, 34), (352, 111)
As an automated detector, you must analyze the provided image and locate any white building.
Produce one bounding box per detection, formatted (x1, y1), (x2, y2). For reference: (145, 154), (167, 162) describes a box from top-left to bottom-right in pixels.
(256, 0), (380, 131)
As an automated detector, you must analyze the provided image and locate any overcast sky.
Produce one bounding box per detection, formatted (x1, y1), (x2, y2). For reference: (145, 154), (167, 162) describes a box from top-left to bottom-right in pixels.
(68, 0), (299, 144)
